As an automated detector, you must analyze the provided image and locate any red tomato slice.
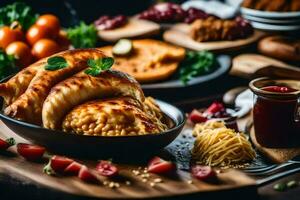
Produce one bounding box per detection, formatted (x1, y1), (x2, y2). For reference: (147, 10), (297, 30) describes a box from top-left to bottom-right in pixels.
(50, 155), (74, 173)
(205, 102), (225, 114)
(188, 109), (207, 124)
(78, 165), (98, 183)
(17, 143), (45, 161)
(191, 165), (216, 181)
(148, 156), (176, 174)
(64, 161), (82, 175)
(96, 160), (118, 177)
(0, 138), (15, 150)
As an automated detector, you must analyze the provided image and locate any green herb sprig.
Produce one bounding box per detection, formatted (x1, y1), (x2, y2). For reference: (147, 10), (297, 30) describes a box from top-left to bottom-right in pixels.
(45, 56), (68, 71)
(0, 49), (17, 80)
(85, 57), (114, 76)
(66, 21), (98, 48)
(0, 2), (38, 30)
(179, 51), (218, 85)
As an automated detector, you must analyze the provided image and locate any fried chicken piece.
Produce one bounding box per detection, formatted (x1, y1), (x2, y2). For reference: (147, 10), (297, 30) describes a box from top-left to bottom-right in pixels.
(4, 49), (107, 124)
(62, 97), (168, 136)
(265, 0), (286, 11)
(42, 70), (145, 130)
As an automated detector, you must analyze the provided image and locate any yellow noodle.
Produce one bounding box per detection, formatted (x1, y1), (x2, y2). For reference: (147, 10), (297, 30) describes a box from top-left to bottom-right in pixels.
(192, 122), (256, 168)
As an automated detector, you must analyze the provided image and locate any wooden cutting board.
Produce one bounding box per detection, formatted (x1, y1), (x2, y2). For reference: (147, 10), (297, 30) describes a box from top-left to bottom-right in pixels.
(230, 54), (300, 80)
(98, 18), (160, 42)
(0, 120), (256, 199)
(163, 23), (266, 52)
(250, 126), (300, 164)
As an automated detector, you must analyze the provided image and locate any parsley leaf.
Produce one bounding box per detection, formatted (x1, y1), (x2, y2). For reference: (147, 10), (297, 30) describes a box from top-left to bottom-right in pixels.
(85, 57), (114, 76)
(66, 21), (98, 48)
(179, 51), (218, 85)
(45, 56), (68, 71)
(0, 49), (17, 80)
(0, 2), (38, 30)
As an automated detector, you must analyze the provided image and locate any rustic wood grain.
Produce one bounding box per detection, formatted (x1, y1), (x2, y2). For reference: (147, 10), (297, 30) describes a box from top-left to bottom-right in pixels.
(231, 54), (300, 80)
(0, 120), (256, 199)
(163, 23), (266, 52)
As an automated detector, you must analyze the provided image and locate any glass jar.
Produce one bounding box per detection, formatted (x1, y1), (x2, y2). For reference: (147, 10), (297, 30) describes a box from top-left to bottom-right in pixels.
(249, 78), (300, 148)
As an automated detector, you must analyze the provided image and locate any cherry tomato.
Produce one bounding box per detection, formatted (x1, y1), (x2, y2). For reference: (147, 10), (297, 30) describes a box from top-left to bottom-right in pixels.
(205, 102), (225, 114)
(78, 165), (98, 183)
(56, 30), (70, 51)
(36, 14), (60, 37)
(191, 165), (216, 181)
(31, 39), (60, 60)
(96, 160), (118, 177)
(50, 155), (74, 173)
(6, 41), (32, 68)
(0, 26), (23, 48)
(64, 161), (83, 175)
(17, 143), (46, 161)
(0, 138), (15, 151)
(188, 109), (207, 124)
(26, 24), (57, 46)
(148, 156), (176, 174)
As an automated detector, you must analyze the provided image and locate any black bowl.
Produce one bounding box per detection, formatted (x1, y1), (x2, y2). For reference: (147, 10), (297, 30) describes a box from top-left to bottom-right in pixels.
(0, 94), (185, 159)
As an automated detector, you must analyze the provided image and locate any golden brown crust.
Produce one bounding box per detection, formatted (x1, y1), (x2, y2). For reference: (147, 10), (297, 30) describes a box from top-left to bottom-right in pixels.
(62, 97), (168, 136)
(0, 58), (46, 106)
(42, 70), (145, 130)
(100, 39), (185, 83)
(4, 49), (107, 124)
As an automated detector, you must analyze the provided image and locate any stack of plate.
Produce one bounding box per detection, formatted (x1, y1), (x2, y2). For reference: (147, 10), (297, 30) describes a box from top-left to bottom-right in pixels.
(240, 7), (300, 31)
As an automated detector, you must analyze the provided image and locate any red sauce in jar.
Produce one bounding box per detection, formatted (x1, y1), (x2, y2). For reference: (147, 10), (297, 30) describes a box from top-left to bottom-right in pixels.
(252, 85), (300, 147)
(262, 86), (298, 93)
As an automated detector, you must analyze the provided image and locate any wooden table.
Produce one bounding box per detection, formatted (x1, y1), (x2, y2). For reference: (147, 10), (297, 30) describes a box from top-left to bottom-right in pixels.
(0, 75), (299, 200)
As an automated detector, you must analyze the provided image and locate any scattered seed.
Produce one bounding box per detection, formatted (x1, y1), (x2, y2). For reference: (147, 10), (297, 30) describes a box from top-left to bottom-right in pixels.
(143, 169), (148, 173)
(150, 182), (156, 187)
(287, 180), (298, 188)
(109, 182), (115, 188)
(154, 178), (162, 183)
(141, 173), (150, 178)
(115, 183), (120, 188)
(273, 183), (287, 192)
(187, 180), (193, 184)
(132, 170), (140, 176)
(142, 178), (147, 182)
(125, 181), (131, 186)
(138, 167), (142, 170)
(103, 181), (108, 186)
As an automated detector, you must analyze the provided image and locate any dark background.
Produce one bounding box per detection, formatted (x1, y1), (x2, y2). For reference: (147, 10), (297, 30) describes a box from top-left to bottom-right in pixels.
(0, 0), (157, 26)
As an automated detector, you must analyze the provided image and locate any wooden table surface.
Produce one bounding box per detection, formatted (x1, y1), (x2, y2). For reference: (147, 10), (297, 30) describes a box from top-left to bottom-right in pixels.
(1, 75), (299, 200)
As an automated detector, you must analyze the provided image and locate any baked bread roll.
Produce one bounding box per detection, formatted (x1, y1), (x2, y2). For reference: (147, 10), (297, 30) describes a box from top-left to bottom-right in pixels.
(4, 49), (107, 124)
(62, 97), (168, 136)
(42, 70), (144, 130)
(258, 36), (300, 62)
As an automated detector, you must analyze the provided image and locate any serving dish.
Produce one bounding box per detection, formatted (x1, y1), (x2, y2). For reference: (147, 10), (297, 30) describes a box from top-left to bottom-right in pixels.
(142, 54), (231, 89)
(240, 7), (300, 18)
(163, 23), (265, 52)
(0, 92), (185, 158)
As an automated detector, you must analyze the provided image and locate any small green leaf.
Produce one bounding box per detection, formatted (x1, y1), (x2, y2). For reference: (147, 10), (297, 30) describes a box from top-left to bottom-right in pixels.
(102, 57), (114, 70)
(43, 161), (56, 176)
(85, 57), (114, 76)
(45, 56), (68, 71)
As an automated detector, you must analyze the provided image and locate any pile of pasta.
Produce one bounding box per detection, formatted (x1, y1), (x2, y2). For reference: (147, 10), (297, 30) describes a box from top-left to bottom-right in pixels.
(192, 121), (256, 168)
